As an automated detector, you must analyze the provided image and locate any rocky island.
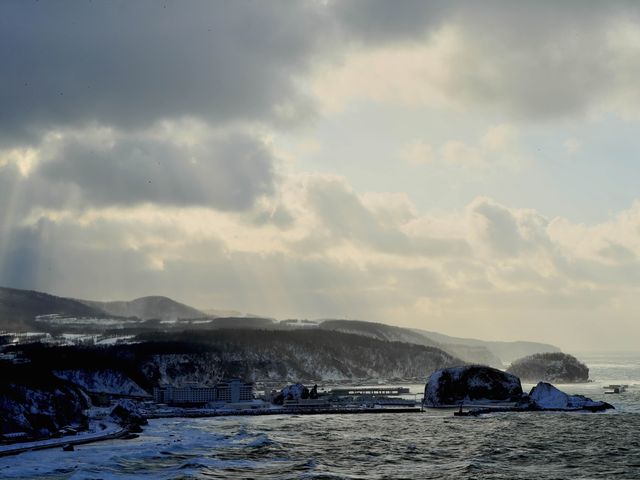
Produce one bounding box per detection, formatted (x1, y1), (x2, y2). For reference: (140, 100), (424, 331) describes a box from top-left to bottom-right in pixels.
(506, 352), (589, 383)
(423, 365), (523, 406)
(424, 365), (613, 413)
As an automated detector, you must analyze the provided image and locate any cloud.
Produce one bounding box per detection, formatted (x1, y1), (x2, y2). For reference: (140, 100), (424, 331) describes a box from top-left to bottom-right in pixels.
(5, 171), (640, 348)
(4, 0), (640, 146)
(41, 128), (277, 210)
(315, 1), (640, 120)
(400, 124), (523, 169)
(4, 1), (640, 349)
(467, 197), (553, 261)
(0, 123), (278, 211)
(0, 1), (327, 143)
(299, 174), (469, 257)
(563, 138), (582, 154)
(330, 0), (447, 45)
(400, 141), (436, 166)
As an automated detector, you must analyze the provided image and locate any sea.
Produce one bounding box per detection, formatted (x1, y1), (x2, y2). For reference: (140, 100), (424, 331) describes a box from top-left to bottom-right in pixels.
(2, 353), (640, 479)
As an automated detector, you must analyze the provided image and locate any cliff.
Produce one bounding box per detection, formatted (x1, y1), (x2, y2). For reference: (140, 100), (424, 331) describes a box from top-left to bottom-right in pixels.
(0, 363), (89, 437)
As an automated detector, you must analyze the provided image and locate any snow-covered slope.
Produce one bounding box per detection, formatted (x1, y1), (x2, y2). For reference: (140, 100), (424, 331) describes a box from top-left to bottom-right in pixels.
(136, 329), (463, 385)
(0, 367), (89, 436)
(53, 369), (149, 396)
(318, 320), (501, 367)
(0, 286), (108, 331)
(319, 320), (440, 347)
(414, 329), (560, 364)
(81, 296), (206, 321)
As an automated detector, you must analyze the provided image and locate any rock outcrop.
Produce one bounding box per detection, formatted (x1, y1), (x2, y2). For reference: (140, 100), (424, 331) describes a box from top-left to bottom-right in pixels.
(110, 399), (147, 428)
(527, 382), (613, 412)
(423, 366), (614, 413)
(424, 366), (523, 406)
(272, 383), (309, 405)
(507, 353), (589, 383)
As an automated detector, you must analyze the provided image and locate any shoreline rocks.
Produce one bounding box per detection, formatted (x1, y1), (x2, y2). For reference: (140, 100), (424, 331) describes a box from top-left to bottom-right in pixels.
(110, 399), (148, 428)
(424, 366), (523, 406)
(424, 366), (614, 413)
(526, 382), (613, 412)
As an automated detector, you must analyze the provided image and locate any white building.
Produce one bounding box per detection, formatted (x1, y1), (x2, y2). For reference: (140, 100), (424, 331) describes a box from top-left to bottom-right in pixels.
(214, 378), (254, 403)
(153, 379), (253, 405)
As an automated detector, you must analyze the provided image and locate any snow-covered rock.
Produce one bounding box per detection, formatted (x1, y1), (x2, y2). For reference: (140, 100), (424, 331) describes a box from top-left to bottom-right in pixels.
(271, 383), (309, 405)
(282, 383), (309, 400)
(110, 399), (147, 427)
(424, 365), (523, 406)
(528, 382), (613, 411)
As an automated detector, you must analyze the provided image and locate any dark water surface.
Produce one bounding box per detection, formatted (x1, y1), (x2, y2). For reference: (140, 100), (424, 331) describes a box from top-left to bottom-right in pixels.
(3, 354), (639, 479)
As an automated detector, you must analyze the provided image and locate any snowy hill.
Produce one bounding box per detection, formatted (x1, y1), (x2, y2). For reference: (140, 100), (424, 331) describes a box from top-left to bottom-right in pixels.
(0, 286), (108, 331)
(80, 296), (207, 322)
(413, 329), (560, 364)
(319, 320), (502, 367)
(319, 319), (440, 347)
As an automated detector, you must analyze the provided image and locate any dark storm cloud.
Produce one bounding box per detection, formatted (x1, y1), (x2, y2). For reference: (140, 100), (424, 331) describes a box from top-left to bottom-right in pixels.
(38, 131), (276, 209)
(0, 0), (326, 143)
(330, 0), (446, 44)
(2, 0), (638, 145)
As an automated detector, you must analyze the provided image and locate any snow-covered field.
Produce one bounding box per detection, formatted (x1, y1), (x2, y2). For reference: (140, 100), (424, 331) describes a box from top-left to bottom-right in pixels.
(1, 331), (138, 348)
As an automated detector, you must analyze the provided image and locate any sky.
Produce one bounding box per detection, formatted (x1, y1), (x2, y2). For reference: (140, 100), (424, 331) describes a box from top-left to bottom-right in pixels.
(2, 1), (640, 351)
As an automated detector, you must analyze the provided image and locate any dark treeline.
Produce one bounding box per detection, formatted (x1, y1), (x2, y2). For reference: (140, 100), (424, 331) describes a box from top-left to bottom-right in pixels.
(7, 329), (464, 389)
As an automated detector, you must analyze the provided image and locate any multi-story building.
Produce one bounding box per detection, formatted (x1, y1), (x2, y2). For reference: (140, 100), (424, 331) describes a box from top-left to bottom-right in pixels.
(153, 379), (254, 405)
(214, 378), (254, 403)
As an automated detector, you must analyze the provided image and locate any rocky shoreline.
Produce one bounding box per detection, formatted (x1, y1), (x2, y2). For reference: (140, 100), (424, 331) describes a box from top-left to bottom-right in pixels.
(424, 365), (614, 413)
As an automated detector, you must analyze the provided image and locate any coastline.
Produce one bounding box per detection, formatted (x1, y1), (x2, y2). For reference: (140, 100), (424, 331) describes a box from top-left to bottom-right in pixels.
(0, 427), (129, 458)
(0, 406), (422, 457)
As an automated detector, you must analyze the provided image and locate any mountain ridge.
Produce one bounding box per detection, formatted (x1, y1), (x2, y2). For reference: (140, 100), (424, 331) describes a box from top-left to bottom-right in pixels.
(80, 295), (207, 322)
(0, 286), (108, 330)
(0, 286), (562, 366)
